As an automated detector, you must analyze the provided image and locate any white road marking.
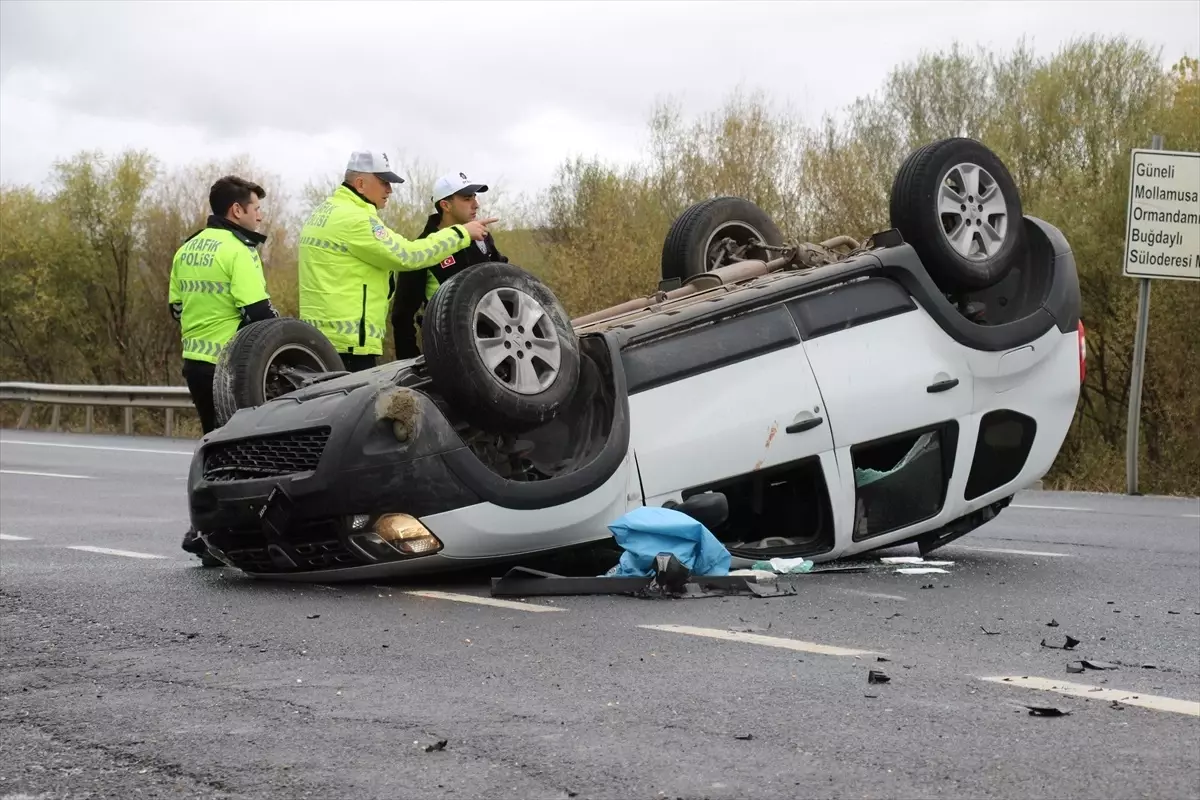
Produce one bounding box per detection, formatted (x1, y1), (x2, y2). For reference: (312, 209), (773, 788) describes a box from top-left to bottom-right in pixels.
(0, 534), (32, 541)
(1012, 503), (1093, 512)
(957, 546), (1074, 558)
(640, 624), (882, 657)
(1182, 513), (1199, 519)
(981, 675), (1200, 717)
(0, 469), (94, 480)
(0, 439), (193, 456)
(837, 589), (908, 602)
(403, 590), (565, 613)
(67, 546), (170, 560)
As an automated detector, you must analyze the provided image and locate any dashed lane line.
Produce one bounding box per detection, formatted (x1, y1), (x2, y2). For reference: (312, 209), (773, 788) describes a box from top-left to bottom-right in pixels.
(1, 469), (95, 480)
(981, 675), (1200, 717)
(403, 590), (566, 613)
(0, 439), (194, 456)
(66, 546), (171, 560)
(955, 546), (1074, 558)
(835, 589), (908, 602)
(640, 624), (883, 657)
(0, 534), (32, 541)
(1011, 503), (1094, 512)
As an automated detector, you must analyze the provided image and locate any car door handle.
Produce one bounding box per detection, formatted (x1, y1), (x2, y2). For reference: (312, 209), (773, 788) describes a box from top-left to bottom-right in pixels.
(926, 378), (960, 393)
(786, 416), (824, 434)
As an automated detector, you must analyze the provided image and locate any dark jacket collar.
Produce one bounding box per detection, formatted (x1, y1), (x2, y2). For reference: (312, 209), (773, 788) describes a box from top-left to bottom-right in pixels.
(206, 214), (268, 246)
(420, 212), (441, 237)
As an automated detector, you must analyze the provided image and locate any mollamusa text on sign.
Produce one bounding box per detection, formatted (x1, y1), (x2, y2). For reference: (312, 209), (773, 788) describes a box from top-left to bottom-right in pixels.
(1122, 149), (1200, 282)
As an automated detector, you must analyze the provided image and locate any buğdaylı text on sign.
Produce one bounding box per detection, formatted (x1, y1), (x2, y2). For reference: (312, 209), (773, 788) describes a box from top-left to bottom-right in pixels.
(1123, 149), (1200, 282)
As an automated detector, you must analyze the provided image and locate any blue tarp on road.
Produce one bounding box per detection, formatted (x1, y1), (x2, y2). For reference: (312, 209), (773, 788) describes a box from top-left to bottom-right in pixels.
(604, 506), (731, 578)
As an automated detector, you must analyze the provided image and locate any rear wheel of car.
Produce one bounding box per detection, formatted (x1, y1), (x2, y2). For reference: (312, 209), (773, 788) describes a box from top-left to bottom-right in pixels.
(889, 137), (1023, 293)
(421, 261), (581, 433)
(660, 196), (785, 283)
(212, 318), (345, 427)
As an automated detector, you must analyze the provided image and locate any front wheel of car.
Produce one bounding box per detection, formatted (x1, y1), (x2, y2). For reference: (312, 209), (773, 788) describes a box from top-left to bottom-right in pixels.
(421, 261), (581, 433)
(212, 318), (345, 427)
(889, 137), (1024, 293)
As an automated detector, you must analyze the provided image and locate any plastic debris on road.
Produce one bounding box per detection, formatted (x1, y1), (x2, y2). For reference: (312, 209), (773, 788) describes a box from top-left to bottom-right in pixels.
(604, 505), (731, 578)
(751, 556), (814, 574)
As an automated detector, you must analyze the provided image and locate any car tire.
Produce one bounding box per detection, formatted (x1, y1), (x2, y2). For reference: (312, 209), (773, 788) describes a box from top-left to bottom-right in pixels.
(889, 137), (1024, 293)
(212, 318), (345, 427)
(421, 261), (581, 433)
(660, 196), (785, 283)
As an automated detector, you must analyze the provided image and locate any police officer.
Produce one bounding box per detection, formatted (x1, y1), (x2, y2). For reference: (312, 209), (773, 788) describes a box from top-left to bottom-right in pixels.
(298, 151), (497, 372)
(391, 171), (508, 360)
(168, 174), (278, 434)
(168, 174), (278, 564)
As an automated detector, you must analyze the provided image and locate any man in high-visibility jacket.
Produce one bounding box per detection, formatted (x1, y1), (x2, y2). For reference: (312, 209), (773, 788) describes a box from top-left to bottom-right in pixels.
(297, 150), (497, 372)
(168, 174), (278, 565)
(168, 174), (278, 434)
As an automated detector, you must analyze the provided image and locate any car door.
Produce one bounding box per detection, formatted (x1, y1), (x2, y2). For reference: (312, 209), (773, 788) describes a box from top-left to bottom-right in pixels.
(788, 278), (975, 542)
(623, 302), (835, 505)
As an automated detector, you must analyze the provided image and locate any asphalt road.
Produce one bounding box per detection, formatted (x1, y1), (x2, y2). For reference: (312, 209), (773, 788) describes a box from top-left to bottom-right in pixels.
(2, 429), (1198, 800)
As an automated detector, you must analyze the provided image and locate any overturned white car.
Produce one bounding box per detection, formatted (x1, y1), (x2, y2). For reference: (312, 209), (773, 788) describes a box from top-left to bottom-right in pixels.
(186, 137), (1085, 580)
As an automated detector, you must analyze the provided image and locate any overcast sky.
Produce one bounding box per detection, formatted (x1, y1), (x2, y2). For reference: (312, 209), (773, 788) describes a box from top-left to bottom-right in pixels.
(1, 0), (1196, 210)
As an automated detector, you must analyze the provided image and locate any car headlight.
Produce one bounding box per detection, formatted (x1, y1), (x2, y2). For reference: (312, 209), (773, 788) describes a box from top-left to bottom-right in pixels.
(374, 513), (443, 555)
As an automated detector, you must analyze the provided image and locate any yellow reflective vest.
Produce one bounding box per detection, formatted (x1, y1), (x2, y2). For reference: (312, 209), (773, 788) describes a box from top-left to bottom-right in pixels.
(297, 184), (472, 356)
(168, 219), (271, 364)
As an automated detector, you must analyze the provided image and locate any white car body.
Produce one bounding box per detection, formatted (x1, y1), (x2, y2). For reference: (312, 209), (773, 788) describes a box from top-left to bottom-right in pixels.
(190, 209), (1084, 581)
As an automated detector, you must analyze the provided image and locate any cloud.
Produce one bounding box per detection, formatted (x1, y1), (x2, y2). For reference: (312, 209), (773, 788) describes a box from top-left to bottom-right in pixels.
(1, 0), (1196, 206)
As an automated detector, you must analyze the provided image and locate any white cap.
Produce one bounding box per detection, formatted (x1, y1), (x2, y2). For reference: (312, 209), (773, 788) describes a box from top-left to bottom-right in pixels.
(431, 171), (489, 204)
(346, 150), (404, 184)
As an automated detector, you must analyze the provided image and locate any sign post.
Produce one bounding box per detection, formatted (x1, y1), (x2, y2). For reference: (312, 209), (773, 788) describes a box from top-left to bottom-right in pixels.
(1122, 135), (1200, 495)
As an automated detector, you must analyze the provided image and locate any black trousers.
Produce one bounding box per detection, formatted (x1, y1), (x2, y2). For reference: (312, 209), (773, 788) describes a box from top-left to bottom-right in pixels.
(339, 353), (379, 372)
(182, 358), (218, 434)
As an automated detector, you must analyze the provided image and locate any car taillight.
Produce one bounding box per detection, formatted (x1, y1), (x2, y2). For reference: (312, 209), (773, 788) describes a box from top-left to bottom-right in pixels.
(1077, 321), (1086, 384)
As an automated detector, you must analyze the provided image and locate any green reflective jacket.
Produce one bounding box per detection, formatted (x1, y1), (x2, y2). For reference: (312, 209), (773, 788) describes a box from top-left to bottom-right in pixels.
(168, 219), (271, 364)
(297, 184), (471, 356)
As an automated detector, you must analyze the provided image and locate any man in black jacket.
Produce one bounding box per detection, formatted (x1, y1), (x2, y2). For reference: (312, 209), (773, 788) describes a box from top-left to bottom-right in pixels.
(391, 171), (507, 359)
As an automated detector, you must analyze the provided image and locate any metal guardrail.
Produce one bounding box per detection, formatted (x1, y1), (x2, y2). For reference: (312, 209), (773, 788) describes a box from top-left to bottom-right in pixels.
(0, 381), (195, 437)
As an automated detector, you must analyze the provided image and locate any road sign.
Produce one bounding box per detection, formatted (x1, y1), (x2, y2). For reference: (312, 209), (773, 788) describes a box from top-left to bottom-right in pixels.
(1122, 148), (1200, 282)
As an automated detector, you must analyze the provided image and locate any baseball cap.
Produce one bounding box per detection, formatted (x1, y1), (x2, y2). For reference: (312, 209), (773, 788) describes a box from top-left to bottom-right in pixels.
(432, 171), (489, 204)
(346, 150), (405, 184)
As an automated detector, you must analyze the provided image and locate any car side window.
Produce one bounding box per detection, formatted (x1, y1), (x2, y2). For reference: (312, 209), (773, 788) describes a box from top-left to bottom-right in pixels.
(786, 278), (915, 341)
(622, 304), (801, 395)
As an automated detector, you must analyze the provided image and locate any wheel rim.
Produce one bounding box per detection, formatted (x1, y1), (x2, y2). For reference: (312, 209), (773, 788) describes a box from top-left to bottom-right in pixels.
(262, 344), (327, 401)
(702, 221), (770, 270)
(937, 162), (1010, 260)
(472, 287), (561, 395)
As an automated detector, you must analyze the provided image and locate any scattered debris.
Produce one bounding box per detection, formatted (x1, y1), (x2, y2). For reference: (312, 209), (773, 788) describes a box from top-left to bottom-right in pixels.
(864, 693), (878, 699)
(423, 739), (448, 752)
(868, 669), (891, 685)
(896, 567), (949, 575)
(880, 557), (955, 566)
(1110, 701), (1125, 711)
(751, 557), (813, 574)
(981, 626), (1001, 636)
(1081, 660), (1119, 671)
(1167, 610), (1180, 615)
(1026, 705), (1071, 717)
(876, 657), (890, 663)
(307, 614), (320, 620)
(734, 733), (755, 741)
(1040, 635), (1081, 651)
(1067, 662), (1085, 674)
(1046, 619), (1060, 627)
